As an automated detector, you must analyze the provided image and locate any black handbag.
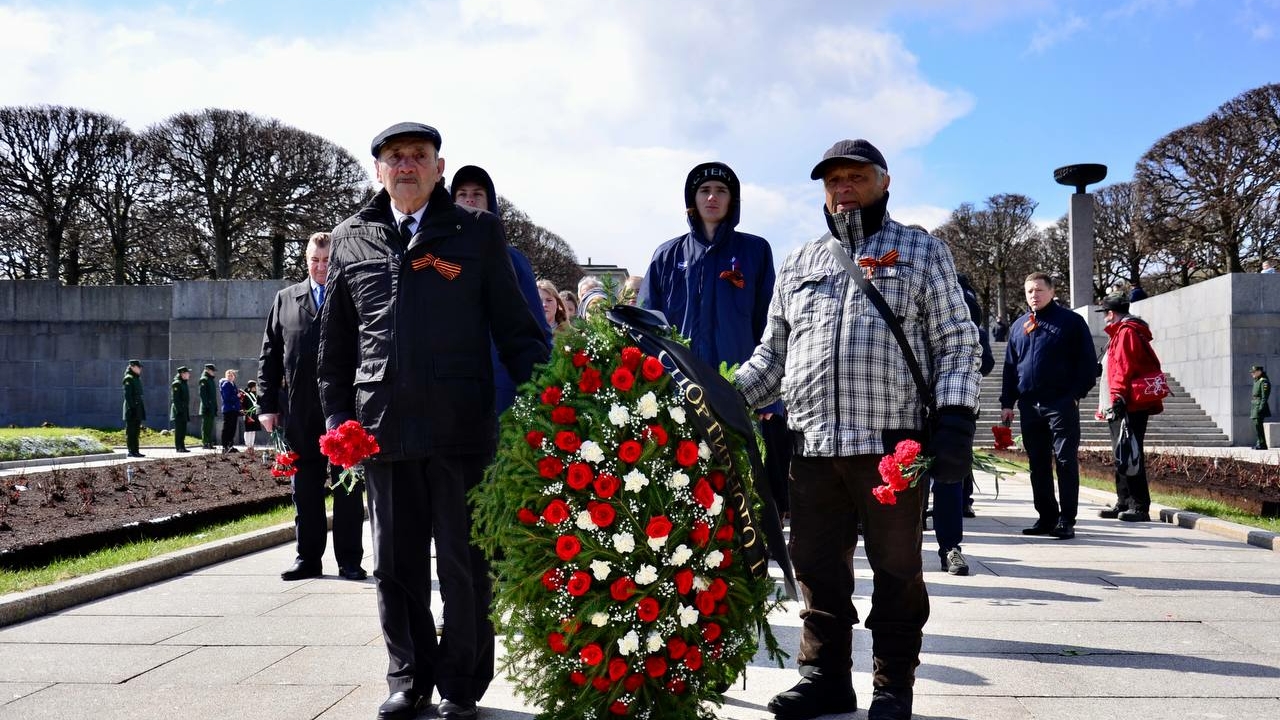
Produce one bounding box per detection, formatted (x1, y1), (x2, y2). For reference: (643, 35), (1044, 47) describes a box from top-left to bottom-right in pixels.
(1114, 415), (1141, 477)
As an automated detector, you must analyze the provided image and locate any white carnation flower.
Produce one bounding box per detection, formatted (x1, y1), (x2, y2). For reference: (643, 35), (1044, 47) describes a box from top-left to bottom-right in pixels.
(618, 630), (640, 656)
(637, 392), (659, 419)
(693, 575), (710, 591)
(705, 550), (724, 569)
(590, 612), (609, 627)
(613, 532), (636, 554)
(575, 511), (595, 530)
(668, 470), (690, 489)
(608, 404), (630, 426)
(623, 469), (649, 493)
(698, 441), (711, 460)
(647, 534), (668, 551)
(590, 559), (612, 581)
(668, 405), (687, 425)
(579, 440), (605, 464)
(708, 495), (724, 517)
(635, 564), (658, 585)
(678, 604), (699, 627)
(646, 631), (664, 653)
(668, 544), (693, 566)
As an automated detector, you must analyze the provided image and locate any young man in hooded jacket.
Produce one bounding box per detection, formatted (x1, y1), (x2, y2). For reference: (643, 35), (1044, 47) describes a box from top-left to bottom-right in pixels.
(639, 162), (791, 515)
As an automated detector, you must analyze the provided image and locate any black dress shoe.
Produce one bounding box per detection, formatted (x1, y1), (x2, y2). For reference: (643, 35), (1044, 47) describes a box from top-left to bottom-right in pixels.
(127, 452), (145, 458)
(766, 666), (857, 720)
(1022, 522), (1055, 536)
(175, 447), (190, 453)
(868, 686), (913, 720)
(1119, 509), (1151, 522)
(280, 559), (322, 581)
(378, 690), (428, 720)
(338, 565), (368, 581)
(1050, 520), (1075, 539)
(963, 503), (976, 518)
(437, 698), (478, 719)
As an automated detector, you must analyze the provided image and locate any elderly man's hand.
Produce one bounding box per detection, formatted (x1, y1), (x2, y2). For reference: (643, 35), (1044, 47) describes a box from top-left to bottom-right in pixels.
(928, 407), (977, 485)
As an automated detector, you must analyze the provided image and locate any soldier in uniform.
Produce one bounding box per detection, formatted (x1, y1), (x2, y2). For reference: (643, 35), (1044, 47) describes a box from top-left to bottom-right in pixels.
(1252, 365), (1272, 450)
(199, 363), (218, 449)
(170, 366), (191, 453)
(122, 360), (146, 458)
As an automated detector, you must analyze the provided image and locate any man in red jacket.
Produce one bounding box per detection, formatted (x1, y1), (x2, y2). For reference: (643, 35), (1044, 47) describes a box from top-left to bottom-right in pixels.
(1095, 293), (1161, 522)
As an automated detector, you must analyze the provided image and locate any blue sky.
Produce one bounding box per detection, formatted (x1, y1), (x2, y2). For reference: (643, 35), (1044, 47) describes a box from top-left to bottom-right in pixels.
(1, 0), (1276, 277)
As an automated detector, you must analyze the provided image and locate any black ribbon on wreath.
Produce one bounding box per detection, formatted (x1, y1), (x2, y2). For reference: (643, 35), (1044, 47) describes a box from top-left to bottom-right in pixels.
(607, 304), (798, 600)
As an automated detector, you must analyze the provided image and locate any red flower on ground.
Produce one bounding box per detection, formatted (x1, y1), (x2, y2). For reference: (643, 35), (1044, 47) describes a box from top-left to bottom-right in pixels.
(641, 355), (664, 382)
(674, 440), (700, 467)
(541, 386), (563, 405)
(555, 431), (582, 453)
(566, 462), (593, 490)
(610, 577), (637, 601)
(636, 596), (660, 622)
(611, 366), (636, 392)
(645, 515), (673, 539)
(593, 473), (620, 499)
(580, 643), (604, 666)
(550, 406), (577, 425)
(617, 440), (643, 464)
(567, 571), (592, 596)
(542, 498), (570, 525)
(620, 346), (642, 371)
(555, 535), (581, 561)
(539, 456), (565, 479)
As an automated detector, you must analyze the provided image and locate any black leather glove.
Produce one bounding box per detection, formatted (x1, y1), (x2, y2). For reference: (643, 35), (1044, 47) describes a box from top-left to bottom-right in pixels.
(1111, 395), (1127, 418)
(928, 406), (977, 485)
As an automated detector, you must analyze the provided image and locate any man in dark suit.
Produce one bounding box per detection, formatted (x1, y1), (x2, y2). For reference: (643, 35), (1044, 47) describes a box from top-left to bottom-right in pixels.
(259, 232), (366, 582)
(318, 122), (549, 720)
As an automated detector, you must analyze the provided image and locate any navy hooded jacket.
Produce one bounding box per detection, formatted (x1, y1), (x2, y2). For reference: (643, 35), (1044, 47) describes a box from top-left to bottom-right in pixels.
(450, 165), (550, 414)
(639, 162), (776, 373)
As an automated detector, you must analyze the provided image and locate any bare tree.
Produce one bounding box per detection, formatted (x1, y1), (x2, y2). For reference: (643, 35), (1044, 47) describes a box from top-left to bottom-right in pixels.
(936, 193), (1041, 322)
(0, 105), (124, 283)
(80, 129), (161, 284)
(498, 196), (583, 292)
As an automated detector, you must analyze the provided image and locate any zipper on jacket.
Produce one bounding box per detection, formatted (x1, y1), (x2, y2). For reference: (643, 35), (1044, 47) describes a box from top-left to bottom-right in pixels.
(832, 269), (845, 453)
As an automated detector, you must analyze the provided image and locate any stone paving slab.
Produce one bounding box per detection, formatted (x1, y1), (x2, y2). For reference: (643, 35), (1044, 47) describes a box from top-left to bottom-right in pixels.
(0, 683), (353, 720)
(0, 614), (207, 645)
(0, 643), (194, 683)
(160, 615), (382, 647)
(63, 588), (298, 618)
(126, 645), (300, 686)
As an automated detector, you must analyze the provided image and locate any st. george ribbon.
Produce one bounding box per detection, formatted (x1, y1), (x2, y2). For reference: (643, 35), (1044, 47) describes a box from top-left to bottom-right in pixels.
(607, 304), (797, 600)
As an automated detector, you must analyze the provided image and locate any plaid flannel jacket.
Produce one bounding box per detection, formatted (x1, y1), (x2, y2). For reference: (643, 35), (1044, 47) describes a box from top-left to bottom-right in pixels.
(736, 211), (980, 457)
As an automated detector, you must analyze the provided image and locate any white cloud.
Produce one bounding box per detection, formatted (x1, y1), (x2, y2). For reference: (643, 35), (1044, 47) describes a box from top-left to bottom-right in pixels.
(1027, 13), (1088, 54)
(0, 0), (974, 275)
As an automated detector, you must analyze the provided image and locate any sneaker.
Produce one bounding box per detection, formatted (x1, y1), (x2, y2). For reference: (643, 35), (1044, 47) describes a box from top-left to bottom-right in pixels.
(1098, 504), (1125, 519)
(1119, 509), (1151, 522)
(941, 547), (969, 575)
(868, 686), (913, 720)
(767, 666), (857, 720)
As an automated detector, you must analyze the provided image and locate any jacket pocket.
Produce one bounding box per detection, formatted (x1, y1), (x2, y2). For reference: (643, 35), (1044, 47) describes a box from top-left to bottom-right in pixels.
(791, 271), (841, 328)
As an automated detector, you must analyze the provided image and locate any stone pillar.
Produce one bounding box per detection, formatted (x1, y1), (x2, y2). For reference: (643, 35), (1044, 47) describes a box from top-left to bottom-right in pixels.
(1068, 192), (1094, 309)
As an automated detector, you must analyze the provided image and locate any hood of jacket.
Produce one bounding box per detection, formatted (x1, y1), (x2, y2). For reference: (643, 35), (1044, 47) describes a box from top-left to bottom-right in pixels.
(450, 164), (499, 214)
(684, 162), (741, 245)
(1105, 315), (1152, 342)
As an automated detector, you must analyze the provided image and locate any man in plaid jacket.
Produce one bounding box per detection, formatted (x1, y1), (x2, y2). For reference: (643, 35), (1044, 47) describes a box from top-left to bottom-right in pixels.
(736, 139), (980, 720)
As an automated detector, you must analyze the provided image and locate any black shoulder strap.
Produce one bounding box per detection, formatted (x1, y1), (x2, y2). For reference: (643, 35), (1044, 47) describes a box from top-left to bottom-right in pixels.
(822, 234), (937, 418)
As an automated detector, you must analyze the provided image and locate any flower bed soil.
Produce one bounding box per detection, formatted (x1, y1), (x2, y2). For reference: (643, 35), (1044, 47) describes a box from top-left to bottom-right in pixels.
(0, 452), (294, 568)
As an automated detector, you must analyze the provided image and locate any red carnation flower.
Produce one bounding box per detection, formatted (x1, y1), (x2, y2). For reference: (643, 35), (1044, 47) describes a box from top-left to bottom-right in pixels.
(695, 590), (717, 616)
(894, 439), (922, 466)
(569, 671), (586, 686)
(566, 462), (593, 490)
(538, 456), (565, 479)
(525, 430), (545, 448)
(593, 473), (621, 499)
(641, 355), (664, 382)
(624, 673), (644, 692)
(548, 632), (569, 653)
(674, 440), (699, 467)
(636, 596), (660, 622)
(542, 498), (570, 525)
(555, 431), (582, 453)
(702, 622), (722, 643)
(609, 700), (629, 716)
(878, 454), (907, 491)
(692, 478), (715, 509)
(666, 679), (687, 694)
(674, 568), (694, 595)
(610, 576), (637, 601)
(719, 549), (733, 569)
(541, 568), (564, 591)
(689, 521), (710, 547)
(578, 367), (602, 394)
(708, 577), (728, 600)
(611, 366), (635, 392)
(620, 346), (642, 371)
(608, 657), (628, 681)
(645, 515), (673, 539)
(715, 524), (734, 542)
(567, 570), (592, 596)
(571, 350), (590, 368)
(872, 484), (898, 505)
(684, 646), (703, 671)
(645, 656), (667, 678)
(592, 677), (611, 692)
(555, 535), (582, 561)
(541, 386), (563, 406)
(580, 643), (604, 666)
(588, 501), (616, 528)
(617, 440), (643, 464)
(667, 637), (688, 659)
(643, 424), (668, 446)
(709, 470), (726, 490)
(550, 406), (577, 425)
(517, 508), (538, 525)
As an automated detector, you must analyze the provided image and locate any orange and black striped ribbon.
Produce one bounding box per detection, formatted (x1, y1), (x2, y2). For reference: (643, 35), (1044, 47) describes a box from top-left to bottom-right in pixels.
(410, 253), (462, 280)
(856, 249), (899, 279)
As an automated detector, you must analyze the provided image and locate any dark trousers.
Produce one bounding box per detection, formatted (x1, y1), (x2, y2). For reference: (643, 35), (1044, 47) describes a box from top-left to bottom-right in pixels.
(366, 454), (494, 704)
(789, 454), (929, 689)
(1255, 417), (1269, 448)
(931, 478), (964, 552)
(291, 456), (364, 568)
(201, 414), (216, 447)
(1019, 396), (1081, 526)
(125, 416), (141, 454)
(761, 414), (793, 517)
(220, 412), (239, 449)
(173, 417), (188, 450)
(1108, 412), (1150, 509)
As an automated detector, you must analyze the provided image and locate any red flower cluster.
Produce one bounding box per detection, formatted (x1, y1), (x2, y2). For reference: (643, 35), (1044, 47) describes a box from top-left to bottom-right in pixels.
(992, 424), (1014, 450)
(319, 420), (380, 492)
(268, 430), (298, 478)
(872, 439), (930, 505)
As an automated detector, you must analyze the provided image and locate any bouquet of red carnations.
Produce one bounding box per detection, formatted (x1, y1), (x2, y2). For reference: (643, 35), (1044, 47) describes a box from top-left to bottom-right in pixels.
(872, 439), (932, 505)
(319, 420), (380, 492)
(268, 429), (299, 479)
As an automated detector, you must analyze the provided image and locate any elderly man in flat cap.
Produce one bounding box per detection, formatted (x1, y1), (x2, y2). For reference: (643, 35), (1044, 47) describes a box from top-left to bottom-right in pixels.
(735, 139), (979, 720)
(317, 122), (548, 720)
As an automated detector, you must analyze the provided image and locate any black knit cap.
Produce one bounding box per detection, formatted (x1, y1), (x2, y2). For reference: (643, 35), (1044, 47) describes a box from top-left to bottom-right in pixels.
(684, 162), (740, 210)
(370, 122), (442, 157)
(810, 139), (889, 180)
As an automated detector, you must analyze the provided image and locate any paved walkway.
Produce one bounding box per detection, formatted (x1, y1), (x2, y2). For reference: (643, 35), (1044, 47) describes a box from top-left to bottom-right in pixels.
(1, 460), (1278, 719)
